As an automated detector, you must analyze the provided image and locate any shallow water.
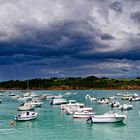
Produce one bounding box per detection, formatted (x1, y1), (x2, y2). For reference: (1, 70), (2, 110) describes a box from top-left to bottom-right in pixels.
(0, 90), (140, 140)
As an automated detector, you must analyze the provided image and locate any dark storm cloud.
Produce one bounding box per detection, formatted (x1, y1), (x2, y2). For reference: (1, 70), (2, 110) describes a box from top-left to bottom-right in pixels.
(130, 11), (140, 24)
(109, 2), (123, 12)
(0, 19), (140, 66)
(0, 0), (140, 80)
(0, 21), (97, 65)
(100, 33), (115, 40)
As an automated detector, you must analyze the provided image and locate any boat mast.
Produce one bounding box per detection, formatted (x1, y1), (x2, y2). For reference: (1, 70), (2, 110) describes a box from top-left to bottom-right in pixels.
(27, 80), (30, 91)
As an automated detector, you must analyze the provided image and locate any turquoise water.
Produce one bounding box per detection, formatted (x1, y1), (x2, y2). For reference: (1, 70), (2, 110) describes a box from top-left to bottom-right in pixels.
(0, 90), (140, 140)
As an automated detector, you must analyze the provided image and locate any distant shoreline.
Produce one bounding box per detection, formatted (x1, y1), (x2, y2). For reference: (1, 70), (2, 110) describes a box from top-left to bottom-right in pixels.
(1, 85), (140, 91)
(0, 76), (140, 91)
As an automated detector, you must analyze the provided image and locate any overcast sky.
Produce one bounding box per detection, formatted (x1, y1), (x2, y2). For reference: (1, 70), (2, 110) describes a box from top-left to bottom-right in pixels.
(0, 0), (140, 81)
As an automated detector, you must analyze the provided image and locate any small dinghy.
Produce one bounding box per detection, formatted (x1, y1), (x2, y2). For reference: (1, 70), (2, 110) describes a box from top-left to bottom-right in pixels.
(14, 111), (38, 121)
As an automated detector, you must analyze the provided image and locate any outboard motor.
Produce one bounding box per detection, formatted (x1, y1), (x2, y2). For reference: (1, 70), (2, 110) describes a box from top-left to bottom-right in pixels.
(50, 99), (53, 105)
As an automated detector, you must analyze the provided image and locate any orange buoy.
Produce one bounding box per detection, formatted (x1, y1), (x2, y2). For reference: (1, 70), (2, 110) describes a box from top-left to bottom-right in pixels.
(10, 120), (14, 126)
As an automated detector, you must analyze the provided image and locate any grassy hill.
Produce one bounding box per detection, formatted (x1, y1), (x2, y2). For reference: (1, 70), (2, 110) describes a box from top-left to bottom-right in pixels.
(0, 76), (140, 90)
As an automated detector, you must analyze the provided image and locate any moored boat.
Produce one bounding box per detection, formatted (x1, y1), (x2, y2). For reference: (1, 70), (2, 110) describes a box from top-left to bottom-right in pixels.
(87, 111), (126, 123)
(60, 100), (77, 110)
(50, 98), (68, 105)
(14, 111), (38, 121)
(97, 98), (109, 104)
(18, 96), (32, 102)
(18, 103), (35, 111)
(109, 101), (120, 108)
(66, 103), (93, 115)
(118, 104), (133, 110)
(29, 99), (43, 107)
(73, 111), (95, 118)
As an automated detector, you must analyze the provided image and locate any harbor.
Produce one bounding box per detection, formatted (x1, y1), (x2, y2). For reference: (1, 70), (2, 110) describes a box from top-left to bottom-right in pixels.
(0, 90), (140, 140)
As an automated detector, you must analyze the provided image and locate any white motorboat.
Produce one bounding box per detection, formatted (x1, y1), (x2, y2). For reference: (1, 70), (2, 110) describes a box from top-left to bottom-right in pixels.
(18, 103), (35, 111)
(129, 97), (140, 101)
(60, 100), (77, 110)
(73, 111), (95, 118)
(97, 98), (109, 104)
(108, 96), (116, 100)
(122, 94), (132, 100)
(87, 111), (126, 123)
(46, 95), (55, 99)
(18, 96), (32, 102)
(118, 104), (133, 110)
(14, 111), (38, 121)
(133, 93), (139, 98)
(90, 97), (96, 101)
(40, 95), (47, 100)
(109, 101), (120, 108)
(64, 92), (72, 96)
(85, 94), (91, 100)
(9, 93), (16, 96)
(12, 95), (20, 99)
(30, 93), (39, 98)
(46, 94), (63, 99)
(23, 92), (31, 97)
(66, 103), (93, 115)
(115, 93), (123, 96)
(50, 98), (68, 105)
(29, 99), (43, 107)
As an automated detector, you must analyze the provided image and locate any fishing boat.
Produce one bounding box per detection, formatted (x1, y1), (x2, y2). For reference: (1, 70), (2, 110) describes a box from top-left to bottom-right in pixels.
(73, 111), (95, 118)
(14, 111), (38, 121)
(87, 111), (126, 123)
(18, 103), (35, 111)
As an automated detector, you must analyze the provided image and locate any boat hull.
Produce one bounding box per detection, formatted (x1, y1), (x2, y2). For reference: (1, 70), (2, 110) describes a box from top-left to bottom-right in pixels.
(15, 116), (37, 121)
(18, 107), (35, 111)
(91, 115), (125, 123)
(14, 112), (38, 121)
(73, 113), (95, 118)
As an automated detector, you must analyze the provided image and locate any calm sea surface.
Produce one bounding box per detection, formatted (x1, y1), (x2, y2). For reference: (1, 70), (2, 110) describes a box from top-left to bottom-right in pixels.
(0, 90), (140, 140)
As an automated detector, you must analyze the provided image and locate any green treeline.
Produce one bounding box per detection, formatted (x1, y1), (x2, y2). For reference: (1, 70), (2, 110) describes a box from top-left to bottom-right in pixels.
(0, 76), (140, 90)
